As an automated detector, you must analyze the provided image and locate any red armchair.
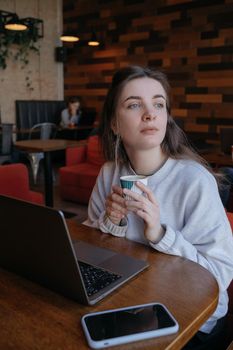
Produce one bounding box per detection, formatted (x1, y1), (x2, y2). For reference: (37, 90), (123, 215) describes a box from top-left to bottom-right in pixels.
(225, 212), (233, 348)
(0, 163), (43, 205)
(59, 135), (105, 204)
(226, 279), (233, 347)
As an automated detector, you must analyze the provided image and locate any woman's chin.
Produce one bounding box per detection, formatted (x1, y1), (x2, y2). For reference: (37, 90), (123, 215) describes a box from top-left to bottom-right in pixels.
(126, 141), (162, 153)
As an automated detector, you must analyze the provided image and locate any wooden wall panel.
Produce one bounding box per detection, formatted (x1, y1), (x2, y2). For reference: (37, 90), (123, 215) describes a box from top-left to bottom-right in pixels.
(63, 0), (233, 143)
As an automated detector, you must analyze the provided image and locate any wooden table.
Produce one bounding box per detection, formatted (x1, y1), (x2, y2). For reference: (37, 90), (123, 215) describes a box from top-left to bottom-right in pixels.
(58, 125), (94, 140)
(0, 221), (219, 350)
(15, 139), (85, 207)
(227, 341), (233, 350)
(59, 125), (94, 131)
(14, 125), (93, 138)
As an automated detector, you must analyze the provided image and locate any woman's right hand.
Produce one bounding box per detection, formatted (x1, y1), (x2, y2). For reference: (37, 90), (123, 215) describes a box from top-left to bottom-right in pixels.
(106, 185), (127, 225)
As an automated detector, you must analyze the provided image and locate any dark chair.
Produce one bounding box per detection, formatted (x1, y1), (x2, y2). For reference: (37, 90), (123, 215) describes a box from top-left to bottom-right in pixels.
(219, 167), (233, 211)
(15, 100), (66, 140)
(0, 123), (13, 165)
(27, 122), (57, 183)
(220, 127), (233, 155)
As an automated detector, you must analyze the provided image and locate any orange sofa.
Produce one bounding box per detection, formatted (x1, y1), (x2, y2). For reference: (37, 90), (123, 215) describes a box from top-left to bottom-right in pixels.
(59, 135), (105, 204)
(0, 163), (43, 204)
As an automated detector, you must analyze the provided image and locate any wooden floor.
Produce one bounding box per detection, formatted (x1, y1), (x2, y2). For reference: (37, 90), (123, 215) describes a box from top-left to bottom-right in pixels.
(30, 161), (88, 223)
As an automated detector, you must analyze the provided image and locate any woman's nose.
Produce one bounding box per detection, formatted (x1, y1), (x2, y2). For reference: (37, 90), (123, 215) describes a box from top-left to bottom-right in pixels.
(142, 107), (156, 121)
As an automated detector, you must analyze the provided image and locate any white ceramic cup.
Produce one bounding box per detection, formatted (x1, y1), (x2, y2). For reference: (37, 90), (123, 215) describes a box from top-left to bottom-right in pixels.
(120, 175), (148, 200)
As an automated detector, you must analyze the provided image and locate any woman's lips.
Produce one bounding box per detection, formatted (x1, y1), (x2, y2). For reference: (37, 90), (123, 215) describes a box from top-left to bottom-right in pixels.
(140, 127), (158, 135)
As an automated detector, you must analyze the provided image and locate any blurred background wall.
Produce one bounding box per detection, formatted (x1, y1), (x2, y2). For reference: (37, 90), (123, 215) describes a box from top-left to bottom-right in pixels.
(63, 0), (233, 145)
(0, 0), (63, 123)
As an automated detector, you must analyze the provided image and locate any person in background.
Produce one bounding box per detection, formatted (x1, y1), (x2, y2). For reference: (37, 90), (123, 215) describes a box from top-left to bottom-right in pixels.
(60, 96), (82, 127)
(84, 65), (233, 350)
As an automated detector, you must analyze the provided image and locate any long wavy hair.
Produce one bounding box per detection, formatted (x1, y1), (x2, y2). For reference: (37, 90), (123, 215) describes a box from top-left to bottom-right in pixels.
(99, 65), (220, 183)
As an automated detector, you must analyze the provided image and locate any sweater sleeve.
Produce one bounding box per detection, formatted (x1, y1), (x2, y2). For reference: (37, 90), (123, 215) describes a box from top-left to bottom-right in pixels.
(150, 173), (233, 292)
(83, 163), (128, 237)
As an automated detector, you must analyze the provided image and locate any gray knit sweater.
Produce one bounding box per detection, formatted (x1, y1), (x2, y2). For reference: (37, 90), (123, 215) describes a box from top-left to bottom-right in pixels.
(84, 157), (233, 333)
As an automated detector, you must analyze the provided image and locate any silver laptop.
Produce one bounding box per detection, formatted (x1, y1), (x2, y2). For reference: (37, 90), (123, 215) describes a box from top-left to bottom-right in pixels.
(0, 195), (148, 305)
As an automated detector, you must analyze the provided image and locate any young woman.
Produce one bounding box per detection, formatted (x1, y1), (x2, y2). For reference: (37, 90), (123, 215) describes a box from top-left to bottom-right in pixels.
(60, 96), (82, 127)
(84, 65), (233, 349)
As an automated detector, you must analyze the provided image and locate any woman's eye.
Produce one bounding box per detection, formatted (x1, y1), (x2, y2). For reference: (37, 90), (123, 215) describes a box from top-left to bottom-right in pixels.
(154, 102), (164, 109)
(127, 103), (141, 109)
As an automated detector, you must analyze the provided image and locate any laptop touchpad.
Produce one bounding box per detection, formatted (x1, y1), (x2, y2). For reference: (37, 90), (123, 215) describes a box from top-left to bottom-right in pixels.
(73, 240), (116, 265)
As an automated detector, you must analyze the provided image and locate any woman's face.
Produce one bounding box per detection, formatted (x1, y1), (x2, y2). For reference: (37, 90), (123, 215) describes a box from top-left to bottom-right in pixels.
(69, 101), (80, 111)
(113, 77), (168, 153)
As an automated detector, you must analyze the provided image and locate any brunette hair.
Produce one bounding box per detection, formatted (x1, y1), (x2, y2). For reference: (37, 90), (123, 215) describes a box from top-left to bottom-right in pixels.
(100, 66), (205, 164)
(67, 96), (81, 105)
(99, 65), (222, 186)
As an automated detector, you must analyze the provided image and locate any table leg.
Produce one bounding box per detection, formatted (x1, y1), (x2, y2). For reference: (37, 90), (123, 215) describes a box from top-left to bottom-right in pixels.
(43, 152), (53, 207)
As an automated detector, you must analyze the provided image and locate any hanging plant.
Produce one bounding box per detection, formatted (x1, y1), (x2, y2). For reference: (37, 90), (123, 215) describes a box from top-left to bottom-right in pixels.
(0, 17), (43, 91)
(0, 27), (40, 70)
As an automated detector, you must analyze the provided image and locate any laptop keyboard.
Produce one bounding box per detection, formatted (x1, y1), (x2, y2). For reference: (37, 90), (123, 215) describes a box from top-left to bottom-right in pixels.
(78, 261), (122, 297)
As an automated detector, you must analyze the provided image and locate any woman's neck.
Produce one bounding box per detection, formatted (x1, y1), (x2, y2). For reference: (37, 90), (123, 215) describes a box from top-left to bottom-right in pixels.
(127, 147), (167, 176)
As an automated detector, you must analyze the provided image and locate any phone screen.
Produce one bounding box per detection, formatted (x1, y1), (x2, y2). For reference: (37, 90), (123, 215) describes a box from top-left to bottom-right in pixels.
(84, 304), (176, 341)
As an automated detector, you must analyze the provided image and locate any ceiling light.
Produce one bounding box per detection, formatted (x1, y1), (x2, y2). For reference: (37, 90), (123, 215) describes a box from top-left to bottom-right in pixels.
(60, 29), (79, 42)
(0, 11), (43, 36)
(5, 14), (27, 31)
(88, 31), (100, 46)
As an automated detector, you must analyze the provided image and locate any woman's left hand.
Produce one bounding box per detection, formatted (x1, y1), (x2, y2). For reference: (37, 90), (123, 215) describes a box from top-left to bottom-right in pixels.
(123, 181), (165, 243)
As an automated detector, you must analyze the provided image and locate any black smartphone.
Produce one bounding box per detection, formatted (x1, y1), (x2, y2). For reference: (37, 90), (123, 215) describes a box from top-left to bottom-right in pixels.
(81, 302), (179, 349)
